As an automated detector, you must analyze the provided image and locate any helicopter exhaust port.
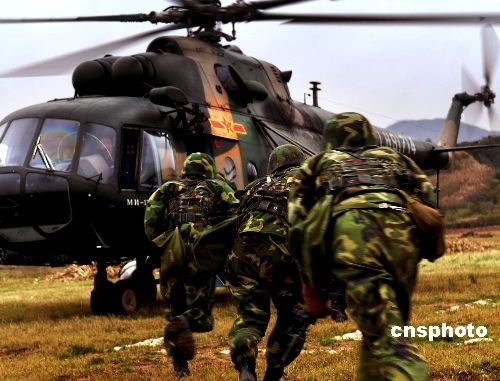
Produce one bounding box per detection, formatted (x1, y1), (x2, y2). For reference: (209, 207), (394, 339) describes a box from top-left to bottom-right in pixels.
(309, 81), (321, 108)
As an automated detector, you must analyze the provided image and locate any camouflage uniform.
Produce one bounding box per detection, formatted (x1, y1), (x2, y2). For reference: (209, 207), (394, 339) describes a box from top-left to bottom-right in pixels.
(226, 144), (312, 381)
(144, 152), (238, 377)
(289, 113), (436, 381)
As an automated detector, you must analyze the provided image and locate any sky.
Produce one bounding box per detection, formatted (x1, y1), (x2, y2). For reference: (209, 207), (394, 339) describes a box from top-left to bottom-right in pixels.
(1, 0), (500, 134)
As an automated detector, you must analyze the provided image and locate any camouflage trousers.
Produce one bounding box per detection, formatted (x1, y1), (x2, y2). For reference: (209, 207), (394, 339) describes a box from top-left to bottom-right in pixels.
(160, 244), (226, 355)
(226, 233), (309, 372)
(331, 209), (428, 381)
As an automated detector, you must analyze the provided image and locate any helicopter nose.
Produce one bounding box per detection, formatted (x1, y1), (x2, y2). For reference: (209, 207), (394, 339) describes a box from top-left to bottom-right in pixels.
(0, 172), (22, 223)
(0, 171), (72, 242)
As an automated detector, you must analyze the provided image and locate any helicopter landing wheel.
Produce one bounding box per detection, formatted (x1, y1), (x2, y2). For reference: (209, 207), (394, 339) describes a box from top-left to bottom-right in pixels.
(115, 279), (140, 314)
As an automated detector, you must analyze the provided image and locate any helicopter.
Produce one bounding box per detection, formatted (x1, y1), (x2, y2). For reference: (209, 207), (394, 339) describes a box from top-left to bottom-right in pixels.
(0, 0), (499, 314)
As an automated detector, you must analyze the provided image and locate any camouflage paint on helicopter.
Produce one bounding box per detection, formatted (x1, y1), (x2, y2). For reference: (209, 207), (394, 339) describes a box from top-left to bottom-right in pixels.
(161, 36), (310, 189)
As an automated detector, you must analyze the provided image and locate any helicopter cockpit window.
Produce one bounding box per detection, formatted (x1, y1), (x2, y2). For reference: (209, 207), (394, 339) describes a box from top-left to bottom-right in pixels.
(214, 64), (249, 107)
(0, 123), (6, 141)
(0, 123), (6, 165)
(246, 161), (258, 183)
(139, 130), (176, 190)
(223, 157), (237, 189)
(0, 119), (38, 167)
(30, 119), (79, 172)
(77, 124), (116, 184)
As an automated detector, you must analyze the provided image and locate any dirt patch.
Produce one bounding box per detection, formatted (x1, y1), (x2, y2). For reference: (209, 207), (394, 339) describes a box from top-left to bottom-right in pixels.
(446, 238), (491, 254)
(444, 226), (498, 254)
(446, 225), (500, 237)
(44, 264), (121, 282)
(0, 346), (29, 357)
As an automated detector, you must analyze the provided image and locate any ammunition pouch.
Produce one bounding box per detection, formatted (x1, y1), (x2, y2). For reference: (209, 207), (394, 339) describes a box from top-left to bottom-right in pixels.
(174, 212), (208, 226)
(241, 172), (290, 221)
(243, 199), (288, 220)
(404, 194), (446, 262)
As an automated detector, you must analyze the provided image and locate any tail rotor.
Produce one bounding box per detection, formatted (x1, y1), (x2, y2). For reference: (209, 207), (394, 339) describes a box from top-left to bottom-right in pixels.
(462, 24), (500, 131)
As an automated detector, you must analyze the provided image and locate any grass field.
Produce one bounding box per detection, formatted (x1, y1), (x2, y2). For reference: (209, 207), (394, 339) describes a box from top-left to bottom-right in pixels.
(0, 228), (499, 380)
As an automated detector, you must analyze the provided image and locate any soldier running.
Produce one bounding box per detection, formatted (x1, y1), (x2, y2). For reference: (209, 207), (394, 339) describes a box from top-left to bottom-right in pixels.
(289, 113), (444, 381)
(144, 152), (239, 378)
(226, 144), (314, 381)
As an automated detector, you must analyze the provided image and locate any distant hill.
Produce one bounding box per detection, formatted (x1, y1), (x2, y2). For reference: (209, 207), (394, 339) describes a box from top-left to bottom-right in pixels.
(385, 118), (498, 143)
(386, 123), (500, 227)
(433, 150), (500, 228)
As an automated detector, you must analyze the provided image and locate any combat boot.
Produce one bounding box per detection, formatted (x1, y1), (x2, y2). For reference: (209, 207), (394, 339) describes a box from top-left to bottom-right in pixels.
(262, 366), (284, 381)
(165, 315), (196, 360)
(331, 307), (348, 322)
(172, 350), (190, 378)
(238, 359), (257, 381)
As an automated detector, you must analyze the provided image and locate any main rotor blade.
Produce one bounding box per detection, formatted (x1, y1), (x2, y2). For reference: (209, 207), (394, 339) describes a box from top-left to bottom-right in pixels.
(254, 12), (500, 24)
(0, 24), (185, 77)
(482, 24), (500, 86)
(248, 0), (312, 11)
(0, 14), (156, 24)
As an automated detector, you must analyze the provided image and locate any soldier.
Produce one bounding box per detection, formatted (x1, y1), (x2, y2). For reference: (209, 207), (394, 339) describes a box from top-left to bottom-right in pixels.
(144, 152), (239, 378)
(288, 113), (444, 381)
(226, 144), (313, 381)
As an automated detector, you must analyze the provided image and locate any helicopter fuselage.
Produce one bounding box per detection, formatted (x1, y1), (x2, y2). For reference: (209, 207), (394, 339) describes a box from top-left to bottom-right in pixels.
(0, 35), (448, 267)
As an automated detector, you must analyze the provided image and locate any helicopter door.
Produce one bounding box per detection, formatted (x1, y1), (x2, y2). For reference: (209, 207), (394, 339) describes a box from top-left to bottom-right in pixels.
(139, 130), (176, 191)
(119, 128), (177, 191)
(120, 128), (140, 190)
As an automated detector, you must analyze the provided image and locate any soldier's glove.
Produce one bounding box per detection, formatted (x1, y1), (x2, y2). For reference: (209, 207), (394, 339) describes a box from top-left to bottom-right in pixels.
(301, 283), (329, 318)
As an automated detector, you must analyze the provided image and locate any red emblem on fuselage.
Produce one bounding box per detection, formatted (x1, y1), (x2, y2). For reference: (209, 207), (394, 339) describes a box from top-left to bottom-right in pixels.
(209, 118), (246, 135)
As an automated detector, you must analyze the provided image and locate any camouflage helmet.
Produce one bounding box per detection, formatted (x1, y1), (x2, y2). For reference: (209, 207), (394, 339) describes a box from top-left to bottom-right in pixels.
(181, 152), (217, 179)
(267, 144), (305, 173)
(323, 112), (376, 150)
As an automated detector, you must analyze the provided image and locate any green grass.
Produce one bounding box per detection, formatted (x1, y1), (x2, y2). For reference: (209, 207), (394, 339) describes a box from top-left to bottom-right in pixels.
(0, 229), (499, 380)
